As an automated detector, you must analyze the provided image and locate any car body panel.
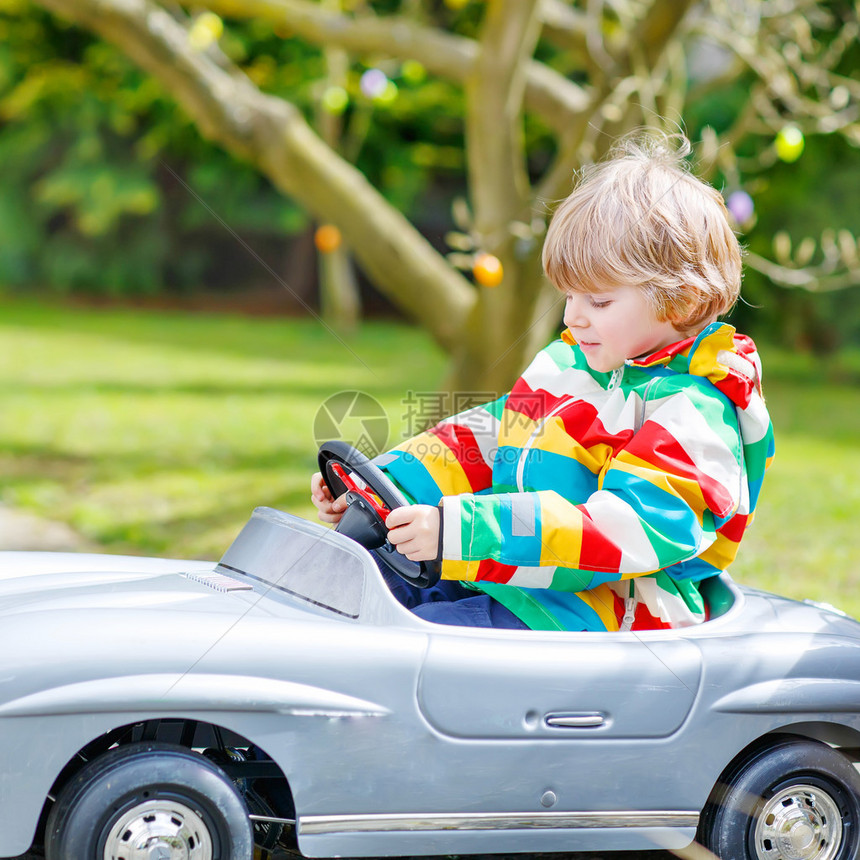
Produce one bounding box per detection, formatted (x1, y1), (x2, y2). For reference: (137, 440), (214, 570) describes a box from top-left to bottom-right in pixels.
(419, 634), (702, 739)
(0, 507), (859, 857)
(0, 673), (390, 718)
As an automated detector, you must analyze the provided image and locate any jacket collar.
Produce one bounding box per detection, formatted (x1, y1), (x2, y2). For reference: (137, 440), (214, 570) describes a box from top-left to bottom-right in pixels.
(560, 323), (703, 368)
(563, 322), (763, 409)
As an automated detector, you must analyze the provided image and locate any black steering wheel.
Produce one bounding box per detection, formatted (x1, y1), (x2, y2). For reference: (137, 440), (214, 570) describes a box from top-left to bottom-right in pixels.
(318, 441), (442, 588)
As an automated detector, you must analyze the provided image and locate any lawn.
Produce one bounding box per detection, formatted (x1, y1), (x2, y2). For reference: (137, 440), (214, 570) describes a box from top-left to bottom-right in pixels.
(1, 298), (859, 616)
(727, 348), (860, 614)
(0, 298), (448, 560)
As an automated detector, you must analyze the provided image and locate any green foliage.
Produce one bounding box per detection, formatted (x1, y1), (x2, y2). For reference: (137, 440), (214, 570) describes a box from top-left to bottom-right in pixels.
(0, 2), (308, 295)
(2, 0), (859, 354)
(680, 2), (860, 350)
(736, 133), (860, 350)
(0, 1), (478, 296)
(240, 12), (469, 215)
(731, 343), (860, 615)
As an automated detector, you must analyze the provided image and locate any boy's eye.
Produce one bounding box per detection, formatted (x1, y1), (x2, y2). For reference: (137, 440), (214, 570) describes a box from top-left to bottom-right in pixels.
(589, 298), (612, 309)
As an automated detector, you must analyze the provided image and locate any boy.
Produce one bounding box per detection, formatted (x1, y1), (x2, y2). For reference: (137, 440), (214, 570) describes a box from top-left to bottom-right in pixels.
(312, 134), (774, 631)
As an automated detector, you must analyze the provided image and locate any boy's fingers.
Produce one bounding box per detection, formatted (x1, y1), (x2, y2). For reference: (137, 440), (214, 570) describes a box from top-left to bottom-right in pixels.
(311, 473), (332, 501)
(385, 505), (417, 529)
(386, 525), (412, 548)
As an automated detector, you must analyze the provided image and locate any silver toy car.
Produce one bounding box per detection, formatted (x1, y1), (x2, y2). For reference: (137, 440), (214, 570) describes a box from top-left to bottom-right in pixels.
(1, 443), (858, 860)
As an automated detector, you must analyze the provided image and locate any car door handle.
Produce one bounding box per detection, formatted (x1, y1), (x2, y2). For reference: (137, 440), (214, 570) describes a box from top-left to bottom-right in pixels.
(544, 712), (606, 728)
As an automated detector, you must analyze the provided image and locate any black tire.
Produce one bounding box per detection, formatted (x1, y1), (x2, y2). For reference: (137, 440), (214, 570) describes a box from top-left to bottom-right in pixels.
(699, 736), (860, 860)
(44, 741), (253, 860)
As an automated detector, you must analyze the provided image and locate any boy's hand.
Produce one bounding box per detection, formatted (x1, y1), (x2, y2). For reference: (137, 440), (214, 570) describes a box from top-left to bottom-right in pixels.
(311, 472), (348, 524)
(385, 505), (440, 562)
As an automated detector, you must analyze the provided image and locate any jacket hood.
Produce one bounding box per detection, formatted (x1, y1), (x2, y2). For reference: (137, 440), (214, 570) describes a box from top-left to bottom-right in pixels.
(627, 322), (763, 410)
(628, 322), (774, 514)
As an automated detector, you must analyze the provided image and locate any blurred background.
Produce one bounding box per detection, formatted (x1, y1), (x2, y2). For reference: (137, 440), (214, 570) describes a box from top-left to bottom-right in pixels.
(0, 0), (858, 612)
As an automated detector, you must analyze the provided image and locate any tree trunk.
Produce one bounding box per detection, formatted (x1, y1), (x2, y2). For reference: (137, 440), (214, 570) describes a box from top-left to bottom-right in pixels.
(442, 247), (552, 400)
(315, 7), (361, 332)
(319, 247), (360, 335)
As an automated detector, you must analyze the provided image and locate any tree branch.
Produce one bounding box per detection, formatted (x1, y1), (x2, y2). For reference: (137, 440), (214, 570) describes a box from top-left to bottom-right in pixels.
(535, 0), (698, 206)
(538, 0), (588, 56)
(466, 0), (541, 237)
(745, 250), (860, 292)
(175, 0), (590, 135)
(33, 0), (476, 351)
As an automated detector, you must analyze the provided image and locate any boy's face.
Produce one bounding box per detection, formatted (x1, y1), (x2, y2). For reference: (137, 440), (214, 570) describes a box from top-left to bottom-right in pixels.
(563, 284), (680, 373)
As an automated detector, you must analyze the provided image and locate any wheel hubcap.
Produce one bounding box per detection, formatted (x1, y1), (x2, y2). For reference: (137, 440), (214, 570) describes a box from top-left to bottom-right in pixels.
(102, 798), (213, 860)
(754, 784), (843, 860)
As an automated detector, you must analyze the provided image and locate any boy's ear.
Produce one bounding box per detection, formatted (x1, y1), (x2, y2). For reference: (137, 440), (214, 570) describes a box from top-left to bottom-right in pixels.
(657, 301), (689, 330)
(662, 286), (707, 332)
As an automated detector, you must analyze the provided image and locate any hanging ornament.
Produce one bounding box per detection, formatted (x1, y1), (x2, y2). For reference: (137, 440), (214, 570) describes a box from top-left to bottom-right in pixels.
(375, 80), (399, 106)
(473, 253), (504, 287)
(188, 12), (224, 51)
(360, 69), (389, 99)
(321, 86), (349, 115)
(775, 126), (805, 163)
(726, 190), (755, 225)
(314, 225), (343, 254)
(401, 60), (427, 85)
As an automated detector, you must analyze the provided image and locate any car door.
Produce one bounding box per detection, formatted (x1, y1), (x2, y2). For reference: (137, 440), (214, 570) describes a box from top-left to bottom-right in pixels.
(418, 629), (702, 741)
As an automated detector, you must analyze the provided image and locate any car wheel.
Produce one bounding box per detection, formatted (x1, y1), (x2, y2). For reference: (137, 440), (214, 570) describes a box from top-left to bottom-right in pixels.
(44, 741), (253, 860)
(699, 736), (860, 860)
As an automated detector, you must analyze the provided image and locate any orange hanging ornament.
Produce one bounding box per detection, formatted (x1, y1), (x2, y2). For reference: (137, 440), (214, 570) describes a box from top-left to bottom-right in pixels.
(314, 224), (343, 254)
(473, 252), (504, 287)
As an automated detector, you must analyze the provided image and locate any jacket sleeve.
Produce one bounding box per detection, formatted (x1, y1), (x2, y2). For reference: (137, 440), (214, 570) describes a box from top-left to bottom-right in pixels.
(373, 395), (507, 506)
(438, 380), (745, 590)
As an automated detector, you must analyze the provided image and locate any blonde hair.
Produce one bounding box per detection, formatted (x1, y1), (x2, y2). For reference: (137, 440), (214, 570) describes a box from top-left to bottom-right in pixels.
(542, 133), (742, 332)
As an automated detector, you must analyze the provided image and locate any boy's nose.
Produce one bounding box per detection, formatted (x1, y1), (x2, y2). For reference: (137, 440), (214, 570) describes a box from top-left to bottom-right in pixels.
(564, 295), (589, 328)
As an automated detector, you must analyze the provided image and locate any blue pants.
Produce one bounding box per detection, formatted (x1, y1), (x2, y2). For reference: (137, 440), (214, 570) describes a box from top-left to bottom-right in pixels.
(375, 555), (528, 629)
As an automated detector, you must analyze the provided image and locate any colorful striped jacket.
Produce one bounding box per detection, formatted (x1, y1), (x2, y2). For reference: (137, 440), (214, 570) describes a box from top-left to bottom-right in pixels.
(375, 322), (774, 631)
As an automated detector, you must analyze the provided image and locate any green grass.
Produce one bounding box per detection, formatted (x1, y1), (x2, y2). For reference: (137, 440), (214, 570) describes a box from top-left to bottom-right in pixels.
(729, 345), (860, 616)
(1, 298), (859, 617)
(0, 298), (447, 559)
